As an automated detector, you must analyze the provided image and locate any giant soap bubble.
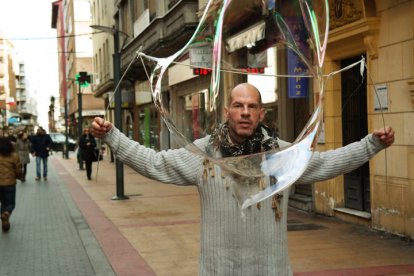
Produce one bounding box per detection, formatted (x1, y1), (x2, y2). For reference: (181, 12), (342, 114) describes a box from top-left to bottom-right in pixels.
(138, 0), (329, 209)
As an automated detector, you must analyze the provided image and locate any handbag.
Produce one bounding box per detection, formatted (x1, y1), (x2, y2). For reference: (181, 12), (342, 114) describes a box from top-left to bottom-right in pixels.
(92, 148), (102, 162)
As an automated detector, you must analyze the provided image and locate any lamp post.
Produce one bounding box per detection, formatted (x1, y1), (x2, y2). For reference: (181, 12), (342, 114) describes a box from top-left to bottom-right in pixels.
(90, 25), (128, 200)
(77, 80), (84, 169)
(77, 81), (83, 142)
(64, 94), (69, 159)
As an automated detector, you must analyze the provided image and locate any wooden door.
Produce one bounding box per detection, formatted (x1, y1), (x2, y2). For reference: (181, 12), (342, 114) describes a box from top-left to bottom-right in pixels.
(341, 56), (370, 211)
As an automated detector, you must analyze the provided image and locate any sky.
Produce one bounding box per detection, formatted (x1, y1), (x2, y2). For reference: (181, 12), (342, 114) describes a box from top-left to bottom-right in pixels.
(0, 0), (59, 130)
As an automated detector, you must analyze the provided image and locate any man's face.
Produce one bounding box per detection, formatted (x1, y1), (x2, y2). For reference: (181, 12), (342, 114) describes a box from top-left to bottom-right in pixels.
(224, 85), (265, 144)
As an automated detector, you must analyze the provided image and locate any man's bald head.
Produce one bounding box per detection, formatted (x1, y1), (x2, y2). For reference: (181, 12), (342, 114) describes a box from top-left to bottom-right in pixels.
(228, 83), (262, 107)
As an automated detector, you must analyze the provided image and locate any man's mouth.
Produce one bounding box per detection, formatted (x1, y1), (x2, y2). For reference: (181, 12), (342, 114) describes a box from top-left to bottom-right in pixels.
(239, 121), (251, 127)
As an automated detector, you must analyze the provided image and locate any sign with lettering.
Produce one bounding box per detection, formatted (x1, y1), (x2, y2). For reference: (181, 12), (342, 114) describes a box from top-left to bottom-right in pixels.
(189, 43), (212, 69)
(374, 84), (388, 111)
(287, 17), (309, 99)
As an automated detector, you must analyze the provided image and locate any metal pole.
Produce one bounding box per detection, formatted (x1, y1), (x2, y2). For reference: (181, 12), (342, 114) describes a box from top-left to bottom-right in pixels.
(112, 29), (127, 200)
(78, 83), (84, 170)
(64, 95), (69, 159)
(78, 83), (83, 139)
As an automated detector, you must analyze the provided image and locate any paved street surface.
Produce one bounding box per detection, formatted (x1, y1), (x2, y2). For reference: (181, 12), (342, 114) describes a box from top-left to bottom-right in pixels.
(0, 154), (114, 276)
(1, 152), (414, 276)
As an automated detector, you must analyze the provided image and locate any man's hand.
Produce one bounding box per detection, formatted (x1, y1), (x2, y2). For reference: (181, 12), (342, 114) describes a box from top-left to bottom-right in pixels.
(373, 126), (395, 148)
(91, 117), (113, 138)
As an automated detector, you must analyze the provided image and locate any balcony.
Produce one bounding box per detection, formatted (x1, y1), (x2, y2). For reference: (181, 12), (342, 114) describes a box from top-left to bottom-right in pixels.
(121, 0), (199, 81)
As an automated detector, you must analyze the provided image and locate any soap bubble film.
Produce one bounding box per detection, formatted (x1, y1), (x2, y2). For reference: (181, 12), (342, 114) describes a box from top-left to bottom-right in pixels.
(138, 0), (329, 209)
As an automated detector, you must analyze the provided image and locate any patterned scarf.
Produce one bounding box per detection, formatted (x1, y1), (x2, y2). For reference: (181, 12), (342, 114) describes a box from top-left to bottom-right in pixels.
(207, 123), (279, 157)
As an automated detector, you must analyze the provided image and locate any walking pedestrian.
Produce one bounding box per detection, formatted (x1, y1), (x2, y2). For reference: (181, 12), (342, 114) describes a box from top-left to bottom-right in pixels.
(31, 127), (53, 181)
(0, 137), (23, 232)
(16, 131), (31, 182)
(79, 127), (97, 180)
(91, 83), (395, 275)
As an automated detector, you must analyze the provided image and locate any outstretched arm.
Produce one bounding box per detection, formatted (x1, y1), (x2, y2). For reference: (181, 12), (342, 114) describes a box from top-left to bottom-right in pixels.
(296, 126), (394, 184)
(91, 117), (203, 185)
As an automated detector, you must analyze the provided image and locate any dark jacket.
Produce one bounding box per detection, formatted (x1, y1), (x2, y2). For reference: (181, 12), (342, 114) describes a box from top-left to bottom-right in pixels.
(31, 133), (53, 158)
(0, 153), (23, 186)
(79, 134), (97, 162)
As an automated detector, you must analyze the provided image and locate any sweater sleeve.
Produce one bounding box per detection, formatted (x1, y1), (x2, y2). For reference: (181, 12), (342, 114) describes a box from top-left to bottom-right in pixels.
(102, 127), (204, 185)
(295, 134), (385, 184)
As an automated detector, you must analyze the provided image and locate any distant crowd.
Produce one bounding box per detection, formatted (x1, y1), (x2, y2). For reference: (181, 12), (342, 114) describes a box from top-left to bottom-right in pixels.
(0, 126), (53, 232)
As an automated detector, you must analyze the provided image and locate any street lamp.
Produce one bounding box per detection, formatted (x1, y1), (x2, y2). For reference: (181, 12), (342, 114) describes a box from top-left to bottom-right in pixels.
(90, 24), (128, 200)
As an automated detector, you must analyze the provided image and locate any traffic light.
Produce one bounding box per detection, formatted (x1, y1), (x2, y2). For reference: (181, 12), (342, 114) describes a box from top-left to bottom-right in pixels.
(75, 71), (91, 87)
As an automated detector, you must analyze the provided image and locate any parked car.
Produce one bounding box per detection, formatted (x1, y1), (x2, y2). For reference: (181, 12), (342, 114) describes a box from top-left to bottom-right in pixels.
(49, 132), (77, 152)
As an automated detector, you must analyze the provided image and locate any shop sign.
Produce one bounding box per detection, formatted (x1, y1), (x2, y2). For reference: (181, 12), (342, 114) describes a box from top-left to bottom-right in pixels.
(80, 110), (105, 117)
(287, 17), (309, 99)
(189, 43), (212, 69)
(287, 51), (309, 98)
(374, 84), (388, 112)
(135, 80), (153, 105)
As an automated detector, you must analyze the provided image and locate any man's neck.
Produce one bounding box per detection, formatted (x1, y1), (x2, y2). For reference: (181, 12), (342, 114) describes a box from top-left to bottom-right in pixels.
(227, 130), (245, 145)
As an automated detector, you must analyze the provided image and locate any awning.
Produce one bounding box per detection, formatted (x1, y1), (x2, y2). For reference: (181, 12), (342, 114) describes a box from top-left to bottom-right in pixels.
(226, 21), (266, 53)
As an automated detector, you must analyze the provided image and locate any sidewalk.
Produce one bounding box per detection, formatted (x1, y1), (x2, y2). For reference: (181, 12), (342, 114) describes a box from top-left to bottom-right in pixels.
(52, 153), (414, 276)
(0, 155), (114, 276)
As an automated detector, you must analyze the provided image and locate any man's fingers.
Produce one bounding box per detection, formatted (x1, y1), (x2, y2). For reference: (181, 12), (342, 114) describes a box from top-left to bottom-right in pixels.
(91, 117), (112, 138)
(374, 126), (395, 148)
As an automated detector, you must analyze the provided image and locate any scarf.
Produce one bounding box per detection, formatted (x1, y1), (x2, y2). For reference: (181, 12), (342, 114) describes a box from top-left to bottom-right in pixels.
(207, 122), (279, 157)
(206, 123), (283, 217)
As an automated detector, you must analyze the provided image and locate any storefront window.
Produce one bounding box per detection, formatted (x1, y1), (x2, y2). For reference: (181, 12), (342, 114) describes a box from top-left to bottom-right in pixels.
(138, 105), (159, 150)
(179, 89), (208, 141)
(125, 115), (134, 139)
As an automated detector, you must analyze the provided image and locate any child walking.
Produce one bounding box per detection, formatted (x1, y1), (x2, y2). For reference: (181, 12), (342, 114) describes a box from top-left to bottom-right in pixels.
(0, 137), (23, 232)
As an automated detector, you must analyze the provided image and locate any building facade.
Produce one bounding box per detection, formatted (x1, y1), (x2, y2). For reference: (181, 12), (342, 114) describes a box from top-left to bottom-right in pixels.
(90, 0), (116, 133)
(0, 36), (37, 135)
(315, 0), (414, 238)
(51, 0), (105, 140)
(114, 0), (200, 149)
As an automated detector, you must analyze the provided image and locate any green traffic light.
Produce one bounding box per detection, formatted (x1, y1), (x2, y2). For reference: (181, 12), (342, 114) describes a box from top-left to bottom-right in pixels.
(75, 72), (91, 87)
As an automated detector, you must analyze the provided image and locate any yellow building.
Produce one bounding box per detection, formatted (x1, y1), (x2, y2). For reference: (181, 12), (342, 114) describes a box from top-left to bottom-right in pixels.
(313, 0), (414, 238)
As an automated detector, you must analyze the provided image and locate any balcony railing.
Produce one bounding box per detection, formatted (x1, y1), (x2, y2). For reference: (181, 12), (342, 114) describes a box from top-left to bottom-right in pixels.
(121, 0), (199, 80)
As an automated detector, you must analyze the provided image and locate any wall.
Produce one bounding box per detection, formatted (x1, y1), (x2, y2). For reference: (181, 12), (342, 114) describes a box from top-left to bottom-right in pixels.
(315, 0), (414, 239)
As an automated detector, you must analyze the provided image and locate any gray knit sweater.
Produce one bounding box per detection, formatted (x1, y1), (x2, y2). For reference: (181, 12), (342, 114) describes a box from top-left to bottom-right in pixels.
(103, 128), (384, 275)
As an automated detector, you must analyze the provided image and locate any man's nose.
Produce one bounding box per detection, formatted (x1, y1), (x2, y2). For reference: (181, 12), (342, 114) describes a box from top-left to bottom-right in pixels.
(241, 105), (250, 116)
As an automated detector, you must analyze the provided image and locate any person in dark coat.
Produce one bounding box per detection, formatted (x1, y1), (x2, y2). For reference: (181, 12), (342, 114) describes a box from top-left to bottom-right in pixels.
(0, 136), (23, 232)
(16, 131), (31, 182)
(31, 127), (53, 181)
(79, 127), (97, 180)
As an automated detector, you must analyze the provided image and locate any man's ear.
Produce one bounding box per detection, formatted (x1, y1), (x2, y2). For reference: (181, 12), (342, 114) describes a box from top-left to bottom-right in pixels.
(224, 106), (229, 120)
(259, 107), (265, 122)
